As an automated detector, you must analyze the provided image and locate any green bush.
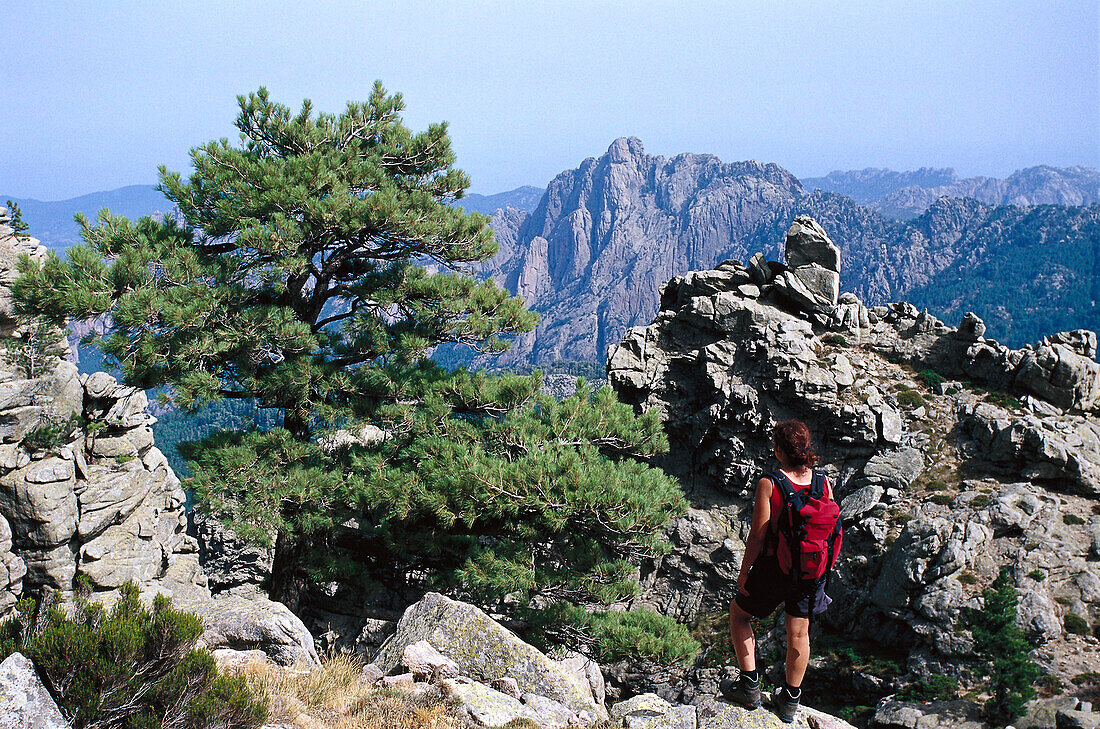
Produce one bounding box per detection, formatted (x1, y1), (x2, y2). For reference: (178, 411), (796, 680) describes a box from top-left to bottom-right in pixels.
(823, 334), (848, 346)
(986, 391), (1022, 409)
(970, 494), (990, 508)
(21, 414), (83, 453)
(527, 604), (699, 666)
(897, 674), (959, 702)
(966, 567), (1040, 725)
(1027, 569), (1045, 581)
(958, 571), (979, 586)
(1064, 513), (1086, 525)
(0, 583), (266, 729)
(930, 493), (952, 506)
(1064, 613), (1090, 635)
(895, 390), (925, 409)
(918, 369), (946, 389)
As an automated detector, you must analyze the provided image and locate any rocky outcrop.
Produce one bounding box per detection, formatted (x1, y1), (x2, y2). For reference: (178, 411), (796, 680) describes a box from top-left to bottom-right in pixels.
(0, 652), (69, 729)
(607, 215), (1100, 696)
(0, 226), (205, 605)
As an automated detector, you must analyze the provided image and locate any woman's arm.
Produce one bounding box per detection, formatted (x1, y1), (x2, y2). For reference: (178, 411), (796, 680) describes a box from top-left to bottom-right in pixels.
(736, 477), (774, 595)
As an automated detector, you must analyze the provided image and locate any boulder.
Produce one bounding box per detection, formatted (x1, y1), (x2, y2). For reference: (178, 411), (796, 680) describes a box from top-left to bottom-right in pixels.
(612, 693), (698, 729)
(373, 592), (604, 717)
(1057, 709), (1100, 729)
(773, 216), (841, 319)
(0, 652), (70, 729)
(401, 639), (460, 681)
(0, 514), (25, 616)
(442, 678), (542, 727)
(184, 594), (319, 666)
(872, 699), (984, 729)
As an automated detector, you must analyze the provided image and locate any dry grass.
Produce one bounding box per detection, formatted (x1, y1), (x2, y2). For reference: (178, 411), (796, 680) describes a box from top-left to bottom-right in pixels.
(227, 652), (471, 729)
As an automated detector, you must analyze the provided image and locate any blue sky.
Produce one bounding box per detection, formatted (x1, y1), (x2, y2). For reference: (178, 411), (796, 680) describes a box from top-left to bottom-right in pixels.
(3, 1), (1097, 200)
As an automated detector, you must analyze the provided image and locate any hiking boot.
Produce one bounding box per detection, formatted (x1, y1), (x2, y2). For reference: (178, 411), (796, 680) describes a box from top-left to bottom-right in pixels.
(719, 673), (761, 709)
(772, 686), (801, 723)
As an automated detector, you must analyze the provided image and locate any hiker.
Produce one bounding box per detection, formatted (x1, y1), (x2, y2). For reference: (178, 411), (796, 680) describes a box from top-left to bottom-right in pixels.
(721, 420), (843, 723)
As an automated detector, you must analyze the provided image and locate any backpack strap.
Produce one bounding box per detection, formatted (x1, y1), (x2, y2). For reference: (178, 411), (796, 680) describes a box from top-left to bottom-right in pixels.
(810, 469), (826, 499)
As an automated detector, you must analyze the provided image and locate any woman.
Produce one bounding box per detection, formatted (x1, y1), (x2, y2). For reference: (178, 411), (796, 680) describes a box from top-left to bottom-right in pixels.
(722, 420), (834, 723)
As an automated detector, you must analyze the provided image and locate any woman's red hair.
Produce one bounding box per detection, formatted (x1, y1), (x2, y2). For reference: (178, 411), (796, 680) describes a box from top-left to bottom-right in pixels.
(772, 420), (820, 467)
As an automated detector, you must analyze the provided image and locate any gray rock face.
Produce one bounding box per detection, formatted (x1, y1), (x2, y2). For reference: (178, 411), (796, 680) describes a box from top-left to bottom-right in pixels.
(472, 141), (1099, 365)
(0, 652), (70, 729)
(374, 592), (605, 718)
(0, 228), (206, 607)
(607, 226), (1100, 691)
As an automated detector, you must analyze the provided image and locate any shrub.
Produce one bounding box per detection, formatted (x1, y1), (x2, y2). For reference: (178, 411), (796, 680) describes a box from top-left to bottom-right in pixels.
(823, 334), (848, 346)
(926, 480), (949, 492)
(970, 494), (990, 508)
(895, 390), (925, 409)
(527, 604), (699, 666)
(986, 391), (1022, 409)
(918, 369), (946, 389)
(1073, 671), (1100, 686)
(930, 494), (952, 506)
(0, 583), (266, 729)
(20, 413), (83, 453)
(1064, 513), (1086, 525)
(966, 567), (1040, 725)
(897, 674), (959, 702)
(1064, 613), (1090, 635)
(958, 571), (979, 586)
(1027, 569), (1045, 581)
(8, 315), (68, 379)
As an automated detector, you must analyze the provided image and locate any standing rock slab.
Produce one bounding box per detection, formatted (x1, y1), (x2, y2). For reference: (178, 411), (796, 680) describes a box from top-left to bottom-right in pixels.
(402, 639), (459, 681)
(0, 652), (70, 729)
(183, 594), (320, 666)
(374, 592), (604, 718)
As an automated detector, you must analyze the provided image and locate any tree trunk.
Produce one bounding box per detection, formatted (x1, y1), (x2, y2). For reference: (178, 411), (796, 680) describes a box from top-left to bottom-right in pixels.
(269, 529), (308, 612)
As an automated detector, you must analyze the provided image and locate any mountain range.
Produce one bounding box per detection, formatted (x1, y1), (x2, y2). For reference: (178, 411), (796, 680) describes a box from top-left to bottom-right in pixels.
(803, 165), (1099, 219)
(7, 150), (1099, 364)
(472, 138), (1100, 363)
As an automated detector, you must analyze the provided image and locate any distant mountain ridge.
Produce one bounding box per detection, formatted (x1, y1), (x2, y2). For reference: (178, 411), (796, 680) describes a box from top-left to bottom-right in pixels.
(4, 184), (546, 251)
(5, 185), (173, 250)
(802, 165), (1099, 219)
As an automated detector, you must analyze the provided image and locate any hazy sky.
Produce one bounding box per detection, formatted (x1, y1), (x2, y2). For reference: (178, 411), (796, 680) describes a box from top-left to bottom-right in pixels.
(3, 1), (1097, 200)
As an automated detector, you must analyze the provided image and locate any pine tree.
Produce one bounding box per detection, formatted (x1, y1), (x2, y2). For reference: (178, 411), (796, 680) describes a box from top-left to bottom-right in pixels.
(13, 86), (687, 649)
(967, 567), (1040, 724)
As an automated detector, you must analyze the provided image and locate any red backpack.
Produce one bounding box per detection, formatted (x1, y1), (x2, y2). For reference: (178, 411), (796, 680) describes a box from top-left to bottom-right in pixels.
(767, 469), (843, 582)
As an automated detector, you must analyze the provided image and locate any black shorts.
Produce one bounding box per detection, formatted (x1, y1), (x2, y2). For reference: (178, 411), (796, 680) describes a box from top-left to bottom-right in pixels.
(734, 553), (832, 619)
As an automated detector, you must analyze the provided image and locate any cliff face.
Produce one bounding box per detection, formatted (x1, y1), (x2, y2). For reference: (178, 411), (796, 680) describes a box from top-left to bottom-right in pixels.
(0, 218), (206, 605)
(480, 140), (1100, 364)
(607, 217), (1100, 702)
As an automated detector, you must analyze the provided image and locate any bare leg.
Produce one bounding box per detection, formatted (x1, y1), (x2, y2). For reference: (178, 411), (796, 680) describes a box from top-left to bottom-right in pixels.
(729, 601), (756, 671)
(784, 613), (810, 687)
